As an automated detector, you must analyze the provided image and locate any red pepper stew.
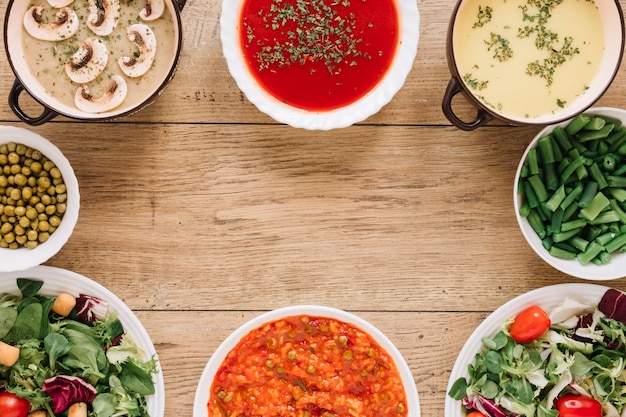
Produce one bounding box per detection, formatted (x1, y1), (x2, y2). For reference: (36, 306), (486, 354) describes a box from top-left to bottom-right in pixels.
(208, 314), (408, 417)
(239, 0), (399, 111)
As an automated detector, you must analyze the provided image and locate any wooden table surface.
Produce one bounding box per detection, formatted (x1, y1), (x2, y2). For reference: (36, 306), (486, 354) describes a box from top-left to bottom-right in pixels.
(2, 0), (626, 416)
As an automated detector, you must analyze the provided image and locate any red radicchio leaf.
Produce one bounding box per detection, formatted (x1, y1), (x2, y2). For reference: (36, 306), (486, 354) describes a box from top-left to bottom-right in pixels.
(598, 288), (626, 324)
(42, 375), (97, 413)
(75, 294), (109, 324)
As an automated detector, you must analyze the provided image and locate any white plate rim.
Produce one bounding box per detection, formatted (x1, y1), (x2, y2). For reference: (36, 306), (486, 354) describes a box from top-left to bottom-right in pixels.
(192, 304), (420, 417)
(0, 265), (164, 417)
(444, 283), (611, 417)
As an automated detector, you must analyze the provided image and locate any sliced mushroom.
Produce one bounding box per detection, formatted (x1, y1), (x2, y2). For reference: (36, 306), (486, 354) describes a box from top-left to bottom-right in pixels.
(74, 75), (128, 113)
(117, 24), (157, 77)
(23, 6), (79, 41)
(86, 0), (120, 36)
(65, 38), (109, 84)
(139, 0), (165, 21)
(47, 0), (75, 7)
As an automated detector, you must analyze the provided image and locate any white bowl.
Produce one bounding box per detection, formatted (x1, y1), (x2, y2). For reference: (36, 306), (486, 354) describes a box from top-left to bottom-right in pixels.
(0, 126), (79, 273)
(220, 0), (420, 130)
(193, 305), (420, 417)
(0, 265), (165, 417)
(514, 107), (626, 280)
(444, 283), (609, 417)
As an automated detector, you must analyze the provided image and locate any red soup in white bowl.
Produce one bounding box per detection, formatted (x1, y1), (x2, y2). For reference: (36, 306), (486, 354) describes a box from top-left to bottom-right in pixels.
(221, 0), (420, 130)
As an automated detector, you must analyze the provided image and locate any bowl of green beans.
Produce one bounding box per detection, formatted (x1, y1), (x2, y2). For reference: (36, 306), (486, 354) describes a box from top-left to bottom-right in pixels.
(0, 126), (79, 272)
(515, 107), (626, 280)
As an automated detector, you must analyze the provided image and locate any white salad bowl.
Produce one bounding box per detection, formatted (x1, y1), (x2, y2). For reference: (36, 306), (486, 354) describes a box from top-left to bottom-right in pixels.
(0, 265), (165, 417)
(220, 0), (420, 130)
(0, 126), (80, 273)
(193, 305), (420, 417)
(445, 283), (609, 417)
(514, 107), (626, 280)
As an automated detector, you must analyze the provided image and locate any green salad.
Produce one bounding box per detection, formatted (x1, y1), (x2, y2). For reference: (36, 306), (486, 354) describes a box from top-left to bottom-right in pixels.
(0, 279), (158, 417)
(448, 288), (626, 417)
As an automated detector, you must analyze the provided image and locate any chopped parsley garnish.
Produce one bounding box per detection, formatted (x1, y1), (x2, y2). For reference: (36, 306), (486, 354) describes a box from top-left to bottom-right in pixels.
(473, 5), (493, 28)
(246, 0), (371, 73)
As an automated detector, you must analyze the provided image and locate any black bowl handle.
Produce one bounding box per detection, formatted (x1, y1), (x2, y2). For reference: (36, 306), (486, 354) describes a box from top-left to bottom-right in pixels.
(176, 0), (187, 10)
(9, 79), (58, 126)
(442, 77), (493, 131)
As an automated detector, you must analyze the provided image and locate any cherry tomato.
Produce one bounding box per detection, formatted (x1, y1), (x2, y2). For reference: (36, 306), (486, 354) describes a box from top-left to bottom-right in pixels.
(509, 305), (551, 343)
(0, 392), (30, 417)
(467, 411), (487, 417)
(556, 394), (602, 417)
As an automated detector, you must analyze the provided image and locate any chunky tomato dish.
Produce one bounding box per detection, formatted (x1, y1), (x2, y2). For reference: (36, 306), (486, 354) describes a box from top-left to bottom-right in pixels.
(208, 314), (408, 417)
(239, 0), (399, 111)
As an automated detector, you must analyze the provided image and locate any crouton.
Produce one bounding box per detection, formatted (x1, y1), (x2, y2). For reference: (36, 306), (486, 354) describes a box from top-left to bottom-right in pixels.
(51, 292), (76, 317)
(0, 341), (19, 367)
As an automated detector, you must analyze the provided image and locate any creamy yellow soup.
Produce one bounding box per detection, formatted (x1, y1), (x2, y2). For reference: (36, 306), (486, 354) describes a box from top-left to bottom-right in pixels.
(21, 0), (177, 113)
(453, 0), (604, 119)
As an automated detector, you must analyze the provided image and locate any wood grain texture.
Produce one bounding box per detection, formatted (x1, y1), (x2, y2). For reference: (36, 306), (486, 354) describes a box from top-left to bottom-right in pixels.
(1, 0), (626, 416)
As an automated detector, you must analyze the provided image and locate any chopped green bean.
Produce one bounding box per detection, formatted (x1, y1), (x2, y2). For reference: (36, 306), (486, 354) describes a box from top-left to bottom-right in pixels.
(559, 183), (583, 210)
(565, 114), (591, 136)
(561, 219), (587, 232)
(576, 241), (605, 264)
(607, 176), (626, 188)
(579, 192), (610, 221)
(545, 184), (566, 212)
(550, 207), (564, 233)
(537, 135), (556, 164)
(527, 148), (540, 176)
(528, 175), (549, 202)
(583, 116), (606, 131)
(549, 245), (577, 260)
(609, 188), (626, 203)
(578, 124), (615, 142)
(589, 162), (608, 189)
(604, 233), (626, 254)
(560, 156), (585, 181)
(578, 181), (598, 208)
(523, 181), (539, 208)
(602, 154), (618, 172)
(607, 129), (626, 150)
(567, 236), (589, 252)
(589, 210), (620, 225)
(553, 228), (582, 243)
(527, 209), (546, 239)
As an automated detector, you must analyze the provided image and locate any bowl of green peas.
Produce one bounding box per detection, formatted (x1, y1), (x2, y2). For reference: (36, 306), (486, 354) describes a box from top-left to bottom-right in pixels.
(515, 107), (626, 280)
(0, 126), (79, 272)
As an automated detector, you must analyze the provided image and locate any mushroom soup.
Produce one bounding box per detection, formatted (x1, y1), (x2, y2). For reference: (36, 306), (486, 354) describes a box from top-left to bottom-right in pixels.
(21, 0), (177, 114)
(452, 0), (604, 119)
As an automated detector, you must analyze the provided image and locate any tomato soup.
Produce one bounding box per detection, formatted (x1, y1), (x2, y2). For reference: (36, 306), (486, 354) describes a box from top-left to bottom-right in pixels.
(239, 0), (399, 111)
(208, 314), (408, 417)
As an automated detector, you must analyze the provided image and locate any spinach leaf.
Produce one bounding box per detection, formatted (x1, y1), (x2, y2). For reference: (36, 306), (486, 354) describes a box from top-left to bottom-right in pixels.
(119, 361), (155, 395)
(5, 302), (42, 342)
(38, 296), (55, 340)
(0, 306), (18, 339)
(44, 333), (71, 371)
(17, 278), (43, 298)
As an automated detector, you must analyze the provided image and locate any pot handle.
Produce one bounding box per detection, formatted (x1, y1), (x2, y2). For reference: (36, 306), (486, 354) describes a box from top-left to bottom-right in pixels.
(441, 77), (493, 131)
(175, 0), (187, 10)
(9, 79), (58, 126)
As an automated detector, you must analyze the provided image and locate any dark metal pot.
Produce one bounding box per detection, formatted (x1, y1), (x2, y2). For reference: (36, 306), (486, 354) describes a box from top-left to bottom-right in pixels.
(4, 0), (186, 126)
(442, 0), (624, 131)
